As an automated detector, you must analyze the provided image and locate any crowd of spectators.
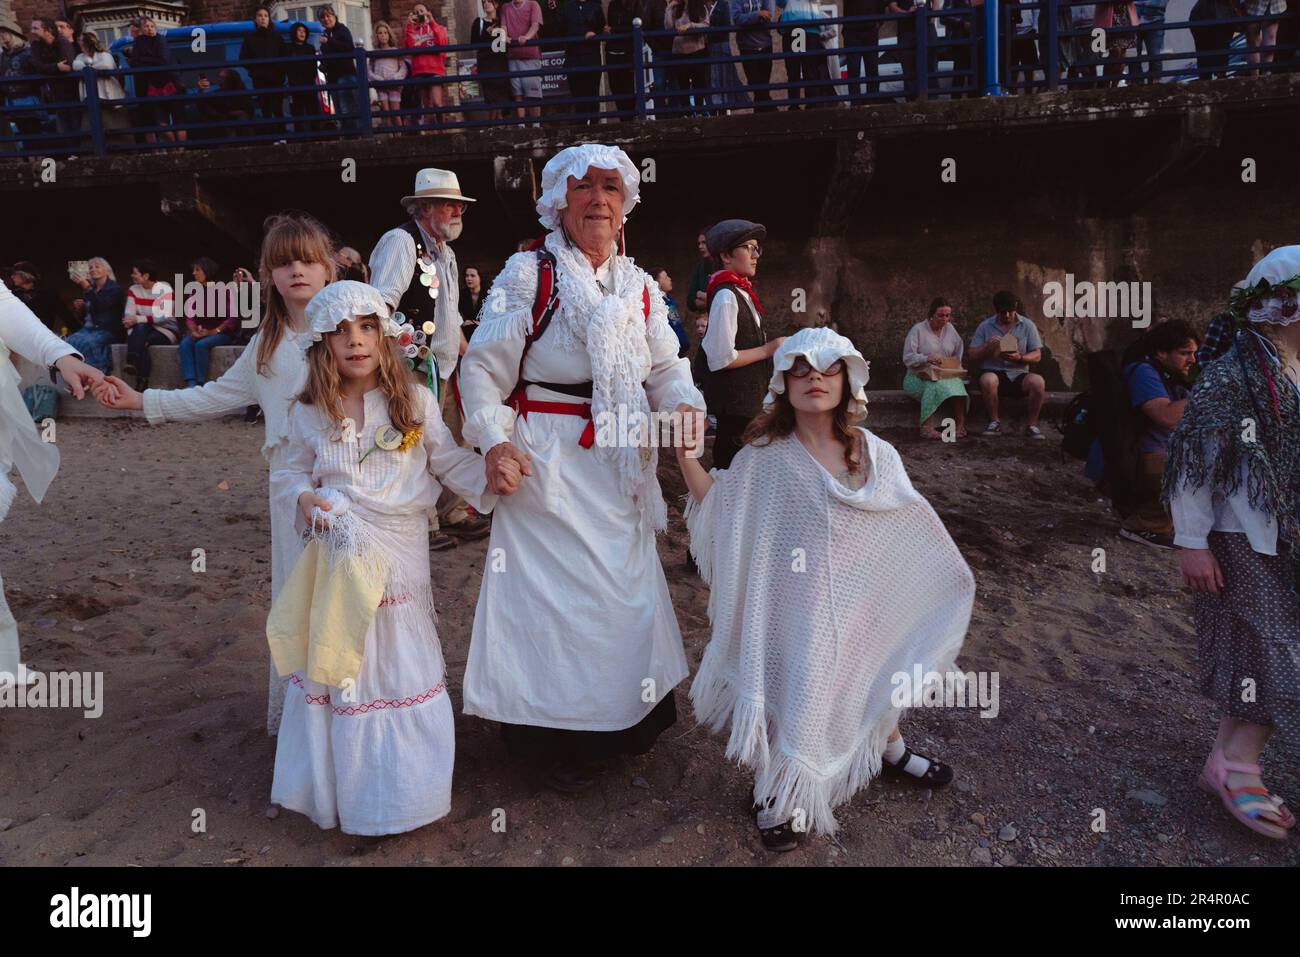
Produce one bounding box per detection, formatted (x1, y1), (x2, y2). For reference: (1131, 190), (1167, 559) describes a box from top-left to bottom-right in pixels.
(3, 0), (1298, 150)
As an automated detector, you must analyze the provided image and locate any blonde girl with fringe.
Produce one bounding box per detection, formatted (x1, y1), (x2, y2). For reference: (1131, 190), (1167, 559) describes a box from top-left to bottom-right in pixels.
(94, 211), (335, 735)
(266, 281), (494, 835)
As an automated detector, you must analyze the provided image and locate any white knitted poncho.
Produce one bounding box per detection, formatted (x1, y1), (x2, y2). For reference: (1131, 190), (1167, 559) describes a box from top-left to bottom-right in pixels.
(686, 427), (976, 835)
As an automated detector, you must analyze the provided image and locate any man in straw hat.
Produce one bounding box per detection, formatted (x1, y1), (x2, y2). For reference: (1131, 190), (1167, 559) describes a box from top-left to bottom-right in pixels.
(458, 144), (708, 792)
(370, 167), (491, 549)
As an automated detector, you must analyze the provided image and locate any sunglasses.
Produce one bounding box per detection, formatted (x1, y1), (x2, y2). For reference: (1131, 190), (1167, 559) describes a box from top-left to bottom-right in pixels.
(787, 356), (845, 378)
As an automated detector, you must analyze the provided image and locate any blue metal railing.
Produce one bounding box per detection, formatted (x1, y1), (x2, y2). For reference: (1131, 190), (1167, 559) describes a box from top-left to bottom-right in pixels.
(1, 2), (1294, 158)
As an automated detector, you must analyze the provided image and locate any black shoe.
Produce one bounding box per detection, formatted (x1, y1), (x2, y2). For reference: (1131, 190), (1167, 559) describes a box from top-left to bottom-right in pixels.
(1118, 528), (1175, 550)
(430, 533), (457, 552)
(882, 746), (955, 788)
(244, 404), (263, 423)
(758, 820), (802, 852)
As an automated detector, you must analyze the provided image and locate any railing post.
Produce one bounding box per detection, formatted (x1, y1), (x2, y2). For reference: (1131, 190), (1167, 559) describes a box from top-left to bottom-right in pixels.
(84, 69), (106, 156)
(983, 0), (1001, 95)
(354, 47), (374, 137)
(632, 17), (646, 119)
(915, 3), (928, 101)
(1044, 0), (1058, 91)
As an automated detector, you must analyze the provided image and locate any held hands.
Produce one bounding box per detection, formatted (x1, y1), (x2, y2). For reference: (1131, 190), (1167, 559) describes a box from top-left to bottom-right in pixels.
(53, 355), (105, 400)
(1180, 548), (1224, 594)
(92, 375), (144, 410)
(927, 353), (943, 366)
(298, 491), (333, 529)
(485, 441), (533, 495)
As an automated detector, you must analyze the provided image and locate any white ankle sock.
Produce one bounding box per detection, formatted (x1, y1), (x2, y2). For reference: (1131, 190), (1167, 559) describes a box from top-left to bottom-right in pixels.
(884, 735), (906, 763)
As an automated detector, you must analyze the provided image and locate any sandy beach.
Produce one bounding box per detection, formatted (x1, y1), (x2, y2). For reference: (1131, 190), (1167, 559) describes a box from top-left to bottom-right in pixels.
(1, 413), (1297, 867)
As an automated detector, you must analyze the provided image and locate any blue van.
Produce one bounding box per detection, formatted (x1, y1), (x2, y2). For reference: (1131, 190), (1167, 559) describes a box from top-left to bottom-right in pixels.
(109, 20), (331, 117)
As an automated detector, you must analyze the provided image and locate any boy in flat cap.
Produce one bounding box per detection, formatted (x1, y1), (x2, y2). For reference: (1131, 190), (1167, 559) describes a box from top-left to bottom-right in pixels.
(698, 219), (786, 468)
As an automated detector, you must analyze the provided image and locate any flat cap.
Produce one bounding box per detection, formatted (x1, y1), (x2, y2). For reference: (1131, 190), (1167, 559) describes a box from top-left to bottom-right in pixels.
(705, 219), (767, 258)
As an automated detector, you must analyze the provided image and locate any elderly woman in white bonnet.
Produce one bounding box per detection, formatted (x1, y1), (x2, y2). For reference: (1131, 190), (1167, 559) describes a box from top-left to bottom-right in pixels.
(457, 144), (707, 791)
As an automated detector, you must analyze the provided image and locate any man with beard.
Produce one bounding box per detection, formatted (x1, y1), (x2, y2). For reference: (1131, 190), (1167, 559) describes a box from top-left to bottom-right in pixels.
(1085, 319), (1200, 550)
(370, 168), (491, 549)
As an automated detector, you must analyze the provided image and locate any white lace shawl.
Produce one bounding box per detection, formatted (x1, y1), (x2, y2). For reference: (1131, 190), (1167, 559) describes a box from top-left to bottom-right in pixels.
(473, 231), (684, 530)
(685, 429), (976, 835)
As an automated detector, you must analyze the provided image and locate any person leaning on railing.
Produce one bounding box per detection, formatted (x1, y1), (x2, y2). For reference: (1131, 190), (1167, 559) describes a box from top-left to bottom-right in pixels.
(603, 0), (638, 116)
(316, 5), (357, 132)
(240, 5), (287, 139)
(28, 18), (78, 141)
(560, 0), (607, 120)
(284, 21), (322, 134)
(841, 0), (883, 103)
(776, 0), (834, 107)
(405, 3), (450, 130)
(730, 0), (776, 111)
(667, 0), (711, 115)
(369, 21), (409, 128)
(72, 32), (127, 139)
(707, 0), (750, 110)
(1242, 0), (1288, 73)
(470, 1), (512, 122)
(131, 16), (186, 146)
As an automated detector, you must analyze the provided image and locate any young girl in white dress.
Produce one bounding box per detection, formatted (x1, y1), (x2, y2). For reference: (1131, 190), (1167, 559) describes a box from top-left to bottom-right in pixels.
(678, 327), (976, 851)
(94, 212), (334, 734)
(267, 281), (495, 835)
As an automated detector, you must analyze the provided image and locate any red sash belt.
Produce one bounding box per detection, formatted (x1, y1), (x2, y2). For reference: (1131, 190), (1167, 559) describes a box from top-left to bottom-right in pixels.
(510, 394), (596, 449)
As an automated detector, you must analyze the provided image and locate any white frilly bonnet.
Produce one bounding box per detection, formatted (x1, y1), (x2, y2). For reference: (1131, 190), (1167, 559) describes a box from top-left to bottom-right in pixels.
(536, 144), (641, 232)
(765, 326), (871, 417)
(1241, 245), (1300, 327)
(302, 281), (397, 351)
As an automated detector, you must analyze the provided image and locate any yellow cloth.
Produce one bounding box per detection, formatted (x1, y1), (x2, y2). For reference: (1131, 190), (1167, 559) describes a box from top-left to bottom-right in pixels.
(266, 539), (386, 687)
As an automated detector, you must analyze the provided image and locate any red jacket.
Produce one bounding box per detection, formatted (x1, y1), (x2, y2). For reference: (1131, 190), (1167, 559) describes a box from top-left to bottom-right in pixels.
(405, 20), (447, 75)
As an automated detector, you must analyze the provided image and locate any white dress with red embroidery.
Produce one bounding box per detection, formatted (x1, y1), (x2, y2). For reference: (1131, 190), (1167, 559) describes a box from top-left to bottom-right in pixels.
(268, 385), (495, 835)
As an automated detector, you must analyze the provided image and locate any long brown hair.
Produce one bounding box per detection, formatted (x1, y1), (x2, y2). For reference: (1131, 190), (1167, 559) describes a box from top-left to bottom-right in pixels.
(742, 373), (864, 473)
(255, 212), (336, 374)
(298, 320), (424, 434)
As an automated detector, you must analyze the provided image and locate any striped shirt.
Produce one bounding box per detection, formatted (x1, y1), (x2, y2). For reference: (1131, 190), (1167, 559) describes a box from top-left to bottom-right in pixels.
(125, 282), (180, 342)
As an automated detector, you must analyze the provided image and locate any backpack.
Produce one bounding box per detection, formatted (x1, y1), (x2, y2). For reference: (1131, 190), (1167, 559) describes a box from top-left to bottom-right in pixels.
(1084, 349), (1144, 517)
(1058, 391), (1094, 462)
(499, 246), (651, 412)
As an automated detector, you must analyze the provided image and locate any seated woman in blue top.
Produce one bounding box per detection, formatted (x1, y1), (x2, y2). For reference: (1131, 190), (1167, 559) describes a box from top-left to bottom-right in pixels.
(1084, 319), (1200, 549)
(67, 257), (126, 374)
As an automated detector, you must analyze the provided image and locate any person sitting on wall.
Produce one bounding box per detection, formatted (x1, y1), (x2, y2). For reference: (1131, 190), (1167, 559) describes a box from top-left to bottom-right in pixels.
(969, 289), (1047, 439)
(901, 296), (969, 440)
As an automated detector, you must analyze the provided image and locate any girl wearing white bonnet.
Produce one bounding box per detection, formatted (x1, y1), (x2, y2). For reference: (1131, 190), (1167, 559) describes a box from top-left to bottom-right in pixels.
(456, 144), (707, 791)
(678, 327), (975, 850)
(1165, 244), (1300, 840)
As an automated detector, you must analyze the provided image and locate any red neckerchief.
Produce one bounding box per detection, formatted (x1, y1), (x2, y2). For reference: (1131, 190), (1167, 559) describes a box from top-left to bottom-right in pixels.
(707, 270), (764, 317)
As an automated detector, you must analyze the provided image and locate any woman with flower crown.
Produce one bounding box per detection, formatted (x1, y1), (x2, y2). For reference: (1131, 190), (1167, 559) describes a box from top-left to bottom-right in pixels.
(265, 280), (495, 835)
(1165, 245), (1300, 842)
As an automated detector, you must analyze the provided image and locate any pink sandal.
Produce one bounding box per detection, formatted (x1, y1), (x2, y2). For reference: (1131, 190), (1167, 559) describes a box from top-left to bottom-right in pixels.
(1198, 749), (1294, 840)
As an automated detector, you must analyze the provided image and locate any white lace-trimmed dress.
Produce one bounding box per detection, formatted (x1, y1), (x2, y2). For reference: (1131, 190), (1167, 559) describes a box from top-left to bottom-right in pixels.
(141, 328), (310, 735)
(268, 386), (495, 835)
(457, 237), (705, 762)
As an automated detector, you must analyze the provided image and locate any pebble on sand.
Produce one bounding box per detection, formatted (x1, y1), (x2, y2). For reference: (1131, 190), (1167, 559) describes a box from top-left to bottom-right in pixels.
(970, 846), (993, 865)
(998, 825), (1018, 842)
(1126, 789), (1168, 807)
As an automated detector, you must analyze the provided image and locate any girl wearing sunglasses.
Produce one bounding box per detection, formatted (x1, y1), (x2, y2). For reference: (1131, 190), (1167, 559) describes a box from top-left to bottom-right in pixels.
(676, 327), (975, 851)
